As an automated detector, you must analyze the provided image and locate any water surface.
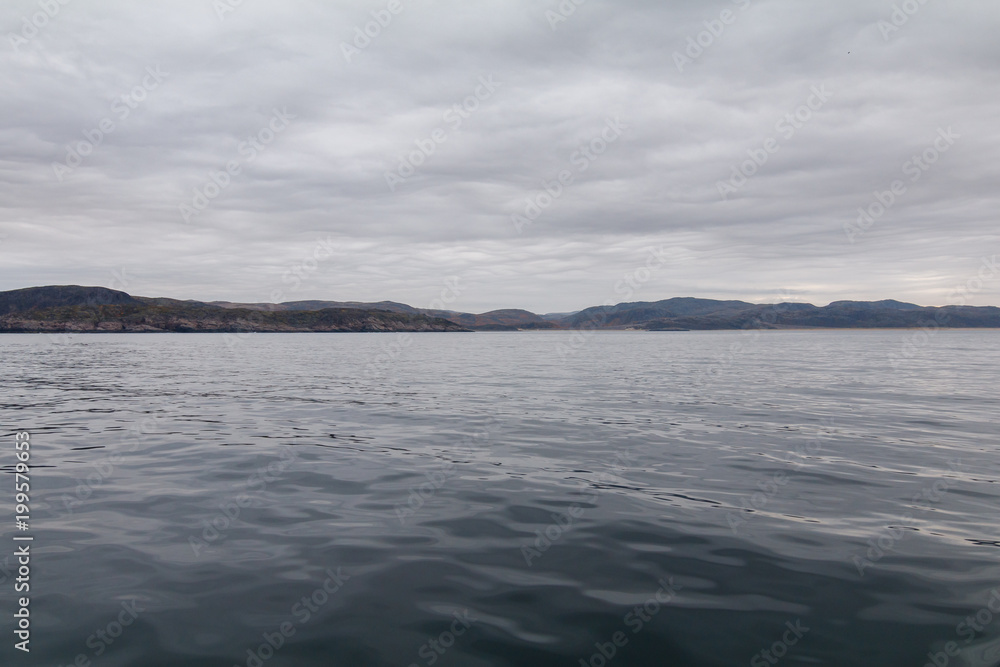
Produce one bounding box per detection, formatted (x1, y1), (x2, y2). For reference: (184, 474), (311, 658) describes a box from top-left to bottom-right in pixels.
(2, 331), (999, 666)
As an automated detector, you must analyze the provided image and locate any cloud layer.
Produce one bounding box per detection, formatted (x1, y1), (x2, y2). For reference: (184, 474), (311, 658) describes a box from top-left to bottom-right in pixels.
(2, 0), (998, 312)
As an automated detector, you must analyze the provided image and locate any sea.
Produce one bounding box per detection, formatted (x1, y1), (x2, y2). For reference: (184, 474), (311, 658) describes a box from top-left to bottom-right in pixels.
(1, 330), (998, 667)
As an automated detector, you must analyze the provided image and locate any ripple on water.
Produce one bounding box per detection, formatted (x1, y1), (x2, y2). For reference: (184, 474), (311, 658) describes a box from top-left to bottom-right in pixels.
(2, 331), (999, 666)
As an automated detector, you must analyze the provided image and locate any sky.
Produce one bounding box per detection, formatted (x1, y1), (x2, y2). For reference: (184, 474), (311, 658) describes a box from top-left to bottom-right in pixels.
(1, 0), (998, 314)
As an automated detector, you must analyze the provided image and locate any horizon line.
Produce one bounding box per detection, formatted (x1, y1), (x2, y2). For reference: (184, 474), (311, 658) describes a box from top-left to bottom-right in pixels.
(2, 284), (997, 314)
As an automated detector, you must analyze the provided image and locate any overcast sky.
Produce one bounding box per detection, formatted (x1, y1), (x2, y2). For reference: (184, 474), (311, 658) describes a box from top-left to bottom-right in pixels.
(1, 0), (998, 313)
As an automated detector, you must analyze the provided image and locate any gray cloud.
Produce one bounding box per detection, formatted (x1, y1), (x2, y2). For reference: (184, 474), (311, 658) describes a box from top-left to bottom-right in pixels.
(1, 0), (998, 312)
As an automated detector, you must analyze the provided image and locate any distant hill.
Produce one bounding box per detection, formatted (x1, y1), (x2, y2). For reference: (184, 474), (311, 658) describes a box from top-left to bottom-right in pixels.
(211, 300), (558, 330)
(826, 299), (923, 311)
(423, 309), (560, 331)
(540, 311), (580, 321)
(2, 286), (999, 333)
(630, 300), (1000, 330)
(561, 298), (758, 329)
(0, 286), (467, 333)
(208, 300), (421, 314)
(0, 285), (140, 315)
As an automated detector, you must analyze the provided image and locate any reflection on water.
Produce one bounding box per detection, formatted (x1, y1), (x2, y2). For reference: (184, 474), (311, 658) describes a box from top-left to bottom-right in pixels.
(1, 330), (998, 666)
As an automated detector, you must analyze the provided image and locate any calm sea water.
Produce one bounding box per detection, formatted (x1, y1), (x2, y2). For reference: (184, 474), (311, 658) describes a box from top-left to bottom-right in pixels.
(2, 331), (999, 667)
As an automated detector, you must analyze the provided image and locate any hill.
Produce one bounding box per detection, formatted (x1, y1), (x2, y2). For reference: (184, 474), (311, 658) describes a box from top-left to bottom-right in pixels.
(208, 299), (559, 330)
(0, 285), (141, 315)
(0, 287), (467, 333)
(423, 309), (560, 331)
(3, 286), (999, 333)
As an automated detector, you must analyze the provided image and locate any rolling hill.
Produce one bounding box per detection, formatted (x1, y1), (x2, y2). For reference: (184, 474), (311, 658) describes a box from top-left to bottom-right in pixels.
(2, 286), (999, 333)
